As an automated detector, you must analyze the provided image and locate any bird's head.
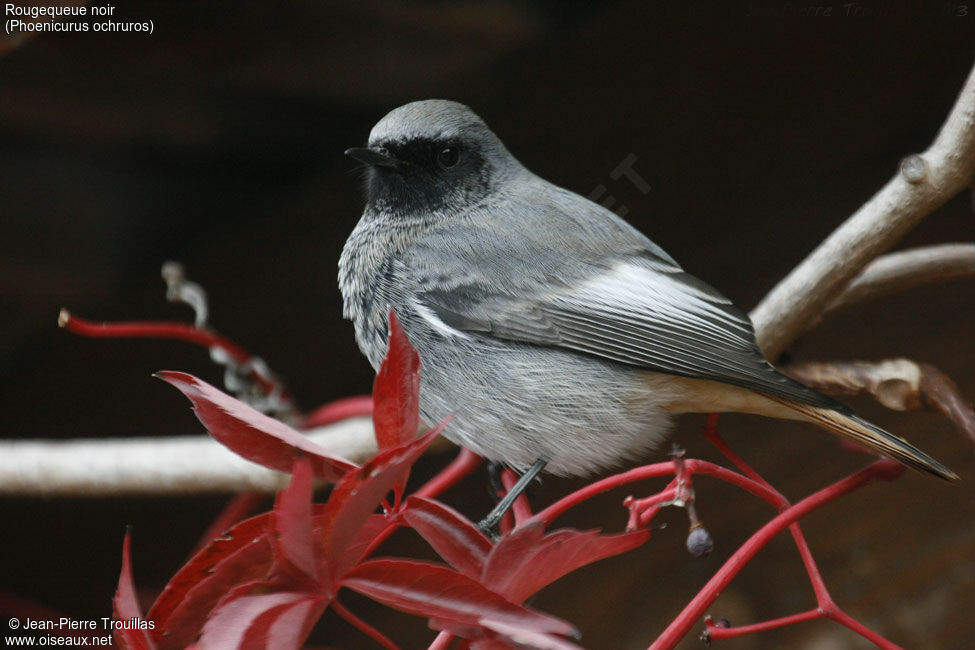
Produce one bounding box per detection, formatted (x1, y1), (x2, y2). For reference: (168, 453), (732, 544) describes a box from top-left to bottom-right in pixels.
(346, 100), (520, 216)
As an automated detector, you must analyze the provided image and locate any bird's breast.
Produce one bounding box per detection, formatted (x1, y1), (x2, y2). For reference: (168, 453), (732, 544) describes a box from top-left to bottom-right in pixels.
(338, 216), (400, 370)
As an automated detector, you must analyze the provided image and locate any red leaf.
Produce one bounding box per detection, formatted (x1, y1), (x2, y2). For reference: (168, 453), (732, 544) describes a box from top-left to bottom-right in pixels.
(190, 492), (264, 558)
(338, 513), (391, 570)
(148, 502), (364, 649)
(373, 311), (424, 504)
(197, 582), (324, 650)
(343, 559), (576, 638)
(482, 521), (649, 603)
(469, 640), (512, 650)
(478, 523), (542, 596)
(372, 310), (421, 453)
(478, 619), (585, 650)
(235, 602), (297, 649)
(156, 371), (357, 481)
(253, 597), (328, 648)
(271, 456), (320, 587)
(147, 514), (275, 648)
(403, 496), (492, 579)
(321, 424), (445, 582)
(113, 532), (155, 650)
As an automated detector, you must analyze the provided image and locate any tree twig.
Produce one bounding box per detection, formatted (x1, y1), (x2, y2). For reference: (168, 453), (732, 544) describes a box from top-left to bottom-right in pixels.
(784, 359), (975, 445)
(0, 417), (376, 496)
(750, 62), (975, 360)
(822, 243), (975, 321)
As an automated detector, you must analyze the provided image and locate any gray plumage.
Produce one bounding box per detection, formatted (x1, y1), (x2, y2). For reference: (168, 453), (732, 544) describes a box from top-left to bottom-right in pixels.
(339, 99), (954, 481)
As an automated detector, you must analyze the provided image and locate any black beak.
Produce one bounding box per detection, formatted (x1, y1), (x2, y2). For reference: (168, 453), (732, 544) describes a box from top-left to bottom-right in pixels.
(345, 146), (403, 168)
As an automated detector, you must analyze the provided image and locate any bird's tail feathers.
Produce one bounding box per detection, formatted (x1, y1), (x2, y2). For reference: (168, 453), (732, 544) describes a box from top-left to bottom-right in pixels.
(767, 396), (958, 482)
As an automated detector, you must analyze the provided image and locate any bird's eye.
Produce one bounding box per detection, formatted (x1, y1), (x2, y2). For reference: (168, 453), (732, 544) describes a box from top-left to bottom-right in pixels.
(437, 146), (460, 168)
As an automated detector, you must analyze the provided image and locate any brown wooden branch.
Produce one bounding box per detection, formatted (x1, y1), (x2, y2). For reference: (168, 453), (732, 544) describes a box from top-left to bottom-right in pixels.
(784, 359), (975, 446)
(825, 243), (975, 317)
(750, 62), (975, 360)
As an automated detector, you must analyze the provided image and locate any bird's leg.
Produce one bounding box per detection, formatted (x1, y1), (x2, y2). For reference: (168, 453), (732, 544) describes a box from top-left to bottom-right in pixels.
(485, 460), (507, 495)
(477, 458), (547, 536)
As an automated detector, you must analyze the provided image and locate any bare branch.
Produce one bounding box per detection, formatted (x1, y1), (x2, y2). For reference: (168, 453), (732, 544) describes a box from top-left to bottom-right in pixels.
(783, 359), (924, 410)
(794, 243), (975, 333)
(750, 62), (975, 359)
(917, 362), (975, 447)
(0, 417), (377, 497)
(826, 243), (975, 313)
(784, 359), (975, 445)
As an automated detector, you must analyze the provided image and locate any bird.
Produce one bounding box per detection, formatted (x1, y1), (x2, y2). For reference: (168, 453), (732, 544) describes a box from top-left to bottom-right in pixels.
(339, 99), (955, 528)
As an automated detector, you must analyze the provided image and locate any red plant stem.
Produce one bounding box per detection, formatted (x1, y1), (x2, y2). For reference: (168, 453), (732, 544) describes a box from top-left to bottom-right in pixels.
(501, 469), (534, 526)
(706, 603), (901, 648)
(628, 488), (677, 529)
(627, 487), (677, 513)
(790, 521), (831, 598)
(702, 414), (772, 489)
(414, 449), (483, 500)
(58, 310), (281, 397)
(499, 509), (514, 536)
(59, 310), (251, 362)
(332, 598), (400, 650)
(522, 445), (902, 647)
(533, 462), (672, 525)
(705, 609), (824, 639)
(359, 449), (484, 561)
(703, 423), (838, 614)
(533, 448), (881, 645)
(702, 423), (899, 646)
(827, 608), (904, 649)
(649, 460), (903, 649)
(534, 460), (780, 527)
(427, 630), (454, 650)
(300, 395), (374, 429)
(190, 491), (264, 557)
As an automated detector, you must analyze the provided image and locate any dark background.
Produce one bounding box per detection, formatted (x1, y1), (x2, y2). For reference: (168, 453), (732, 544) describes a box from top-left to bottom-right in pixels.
(2, 1), (974, 648)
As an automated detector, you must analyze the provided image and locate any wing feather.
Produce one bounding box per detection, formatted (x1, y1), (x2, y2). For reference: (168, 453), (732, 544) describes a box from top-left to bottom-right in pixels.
(420, 259), (846, 411)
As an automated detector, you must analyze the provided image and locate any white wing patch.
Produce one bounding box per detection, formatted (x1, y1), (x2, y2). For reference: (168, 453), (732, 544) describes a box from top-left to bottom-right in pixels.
(561, 262), (752, 345)
(412, 298), (473, 340)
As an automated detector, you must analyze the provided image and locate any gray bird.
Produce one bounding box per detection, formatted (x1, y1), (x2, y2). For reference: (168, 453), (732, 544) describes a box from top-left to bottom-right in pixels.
(339, 100), (955, 526)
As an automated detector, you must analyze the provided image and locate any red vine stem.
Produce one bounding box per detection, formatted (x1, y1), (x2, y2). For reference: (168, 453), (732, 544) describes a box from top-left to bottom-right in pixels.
(426, 630), (454, 650)
(332, 598), (400, 650)
(502, 469), (534, 526)
(413, 448), (483, 500)
(650, 459), (904, 649)
(703, 420), (826, 563)
(360, 448), (484, 561)
(705, 609), (823, 638)
(702, 414), (771, 487)
(533, 460), (779, 527)
(827, 607), (904, 649)
(58, 310), (283, 398)
(625, 487), (677, 530)
(59, 310), (251, 362)
(703, 419), (888, 643)
(300, 396), (374, 429)
(529, 447), (904, 647)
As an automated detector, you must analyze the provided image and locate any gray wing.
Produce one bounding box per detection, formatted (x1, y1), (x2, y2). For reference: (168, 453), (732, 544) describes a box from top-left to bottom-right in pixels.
(407, 231), (844, 411)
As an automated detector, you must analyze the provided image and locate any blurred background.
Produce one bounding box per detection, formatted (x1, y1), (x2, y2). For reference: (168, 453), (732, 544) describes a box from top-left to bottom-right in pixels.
(2, 1), (974, 648)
